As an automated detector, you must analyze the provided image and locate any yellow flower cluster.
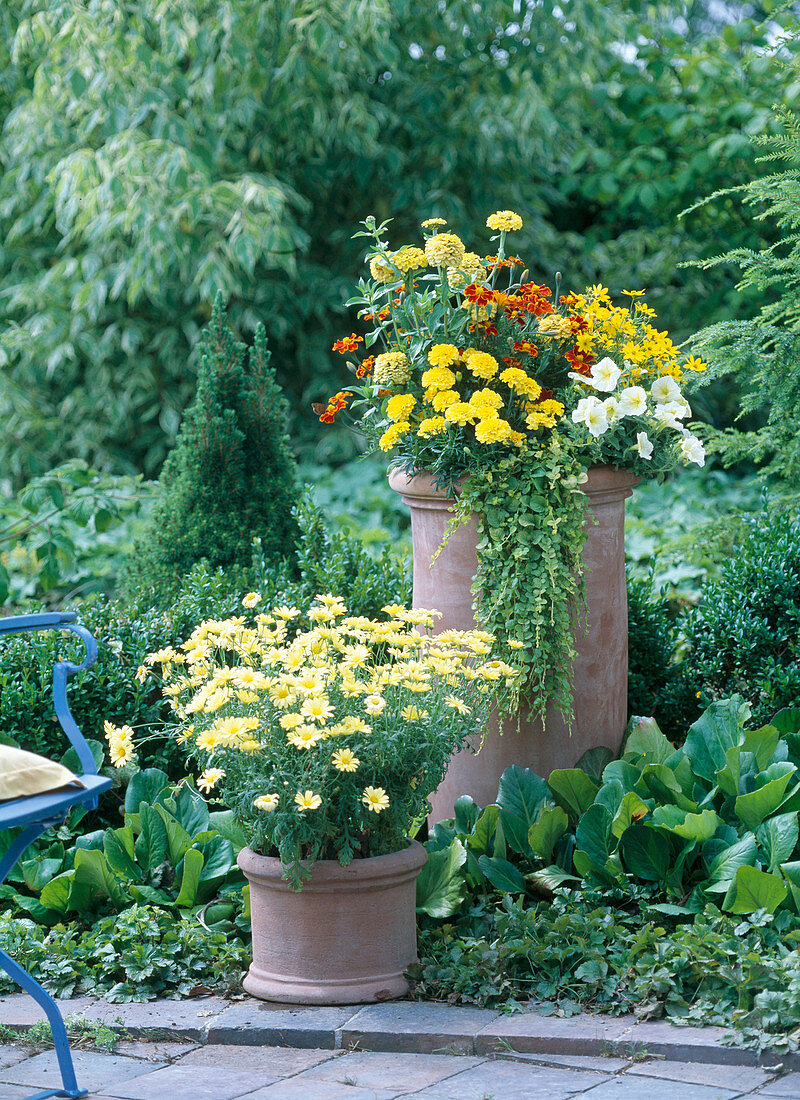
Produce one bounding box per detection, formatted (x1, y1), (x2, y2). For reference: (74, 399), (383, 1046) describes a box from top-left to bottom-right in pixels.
(103, 721), (135, 768)
(486, 210), (523, 232)
(424, 233), (466, 268)
(144, 598), (517, 821)
(373, 351), (411, 385)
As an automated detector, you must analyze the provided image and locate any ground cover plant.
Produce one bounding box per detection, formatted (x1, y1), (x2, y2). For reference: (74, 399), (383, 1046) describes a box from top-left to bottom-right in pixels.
(413, 699), (800, 1052)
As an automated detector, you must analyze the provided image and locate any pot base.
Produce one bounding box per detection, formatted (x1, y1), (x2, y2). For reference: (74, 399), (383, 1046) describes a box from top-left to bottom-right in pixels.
(242, 964), (409, 1005)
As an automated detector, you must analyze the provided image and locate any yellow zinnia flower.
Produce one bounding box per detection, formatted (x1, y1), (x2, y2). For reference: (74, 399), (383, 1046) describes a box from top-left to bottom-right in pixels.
(425, 233), (465, 268)
(486, 210), (523, 232)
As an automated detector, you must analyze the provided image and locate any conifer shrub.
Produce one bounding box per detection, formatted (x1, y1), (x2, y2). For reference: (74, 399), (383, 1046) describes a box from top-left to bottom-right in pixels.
(127, 295), (299, 601)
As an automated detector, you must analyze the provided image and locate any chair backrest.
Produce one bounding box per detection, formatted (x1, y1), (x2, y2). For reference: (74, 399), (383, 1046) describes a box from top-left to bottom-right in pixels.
(0, 612), (100, 778)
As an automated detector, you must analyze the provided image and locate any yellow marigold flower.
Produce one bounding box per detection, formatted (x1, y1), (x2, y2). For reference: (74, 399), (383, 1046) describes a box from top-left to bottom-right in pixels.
(475, 417), (513, 444)
(373, 351), (411, 385)
(538, 399), (565, 417)
(445, 695), (471, 715)
(294, 790), (322, 812)
(499, 367), (542, 400)
(425, 232), (465, 268)
(197, 767), (225, 793)
(386, 393), (416, 421)
(254, 793), (279, 812)
(421, 217), (447, 228)
(431, 389), (460, 412)
(418, 416), (447, 438)
(241, 592), (262, 609)
(486, 210), (523, 232)
(525, 410), (557, 430)
(469, 388), (503, 411)
(444, 402), (477, 426)
(537, 315), (573, 340)
(392, 246), (427, 274)
(379, 420), (410, 451)
(427, 343), (460, 368)
(466, 351), (499, 380)
(362, 786), (390, 813)
(332, 748), (360, 772)
(421, 366), (457, 391)
(369, 256), (397, 284)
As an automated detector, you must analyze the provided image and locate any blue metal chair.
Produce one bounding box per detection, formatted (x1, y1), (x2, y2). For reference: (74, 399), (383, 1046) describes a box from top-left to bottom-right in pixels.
(0, 612), (112, 1100)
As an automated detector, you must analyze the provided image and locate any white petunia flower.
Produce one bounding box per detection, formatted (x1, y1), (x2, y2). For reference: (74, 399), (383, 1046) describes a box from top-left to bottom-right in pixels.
(650, 376), (682, 404)
(680, 434), (706, 466)
(661, 397), (691, 421)
(570, 356), (621, 393)
(572, 396), (609, 437)
(616, 386), (648, 417)
(603, 396), (620, 424)
(636, 431), (654, 460)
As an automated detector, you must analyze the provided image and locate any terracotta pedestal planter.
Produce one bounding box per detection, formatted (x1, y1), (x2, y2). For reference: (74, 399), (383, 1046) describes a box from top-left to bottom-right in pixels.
(238, 841), (427, 1004)
(388, 465), (638, 820)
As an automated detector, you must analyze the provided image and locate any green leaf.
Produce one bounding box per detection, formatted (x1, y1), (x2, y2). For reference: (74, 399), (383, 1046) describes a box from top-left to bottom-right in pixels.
(170, 785), (210, 837)
(454, 795), (481, 835)
(208, 810), (247, 853)
(39, 872), (72, 913)
(636, 764), (697, 812)
(61, 739), (104, 775)
(195, 835), (235, 888)
(593, 780), (624, 818)
(724, 864), (788, 914)
(756, 812), (799, 872)
(575, 803), (613, 868)
(547, 768), (598, 820)
(735, 764), (797, 831)
(772, 708), (800, 737)
(684, 697), (750, 783)
(496, 766), (550, 854)
(528, 806), (569, 861)
(602, 760), (641, 792)
(103, 826), (140, 882)
(465, 805), (499, 856)
(125, 769), (170, 814)
(175, 848), (204, 907)
(743, 725), (784, 771)
(623, 717), (675, 765)
(575, 746), (614, 782)
(69, 848), (129, 911)
(716, 745), (758, 798)
(704, 835), (758, 890)
(416, 839), (467, 918)
(477, 854), (527, 894)
(651, 806), (720, 843)
(611, 791), (650, 839)
(134, 804), (168, 872)
(155, 804), (193, 867)
(619, 824), (672, 882)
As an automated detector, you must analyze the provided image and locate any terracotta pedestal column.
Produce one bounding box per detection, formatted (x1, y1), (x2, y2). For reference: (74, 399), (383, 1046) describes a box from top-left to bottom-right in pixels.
(388, 465), (638, 821)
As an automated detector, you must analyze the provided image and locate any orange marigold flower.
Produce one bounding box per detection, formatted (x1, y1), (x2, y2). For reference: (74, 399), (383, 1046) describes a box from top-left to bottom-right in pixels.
(464, 283), (495, 306)
(512, 341), (538, 357)
(565, 347), (594, 375)
(319, 408), (336, 424)
(356, 355), (375, 379)
(502, 356), (523, 369)
(560, 293), (582, 307)
(332, 333), (363, 354)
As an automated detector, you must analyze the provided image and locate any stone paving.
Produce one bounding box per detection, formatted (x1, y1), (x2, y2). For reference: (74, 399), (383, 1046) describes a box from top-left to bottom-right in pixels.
(1, 995), (799, 1100)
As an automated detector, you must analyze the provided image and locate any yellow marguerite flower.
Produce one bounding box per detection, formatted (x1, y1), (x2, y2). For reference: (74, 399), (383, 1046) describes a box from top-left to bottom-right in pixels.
(301, 696), (335, 724)
(294, 790), (322, 811)
(363, 694), (387, 715)
(197, 767), (225, 793)
(445, 695), (471, 715)
(254, 793), (279, 811)
(401, 705), (428, 721)
(241, 592), (262, 608)
(288, 726), (325, 749)
(362, 786), (390, 813)
(331, 748), (360, 772)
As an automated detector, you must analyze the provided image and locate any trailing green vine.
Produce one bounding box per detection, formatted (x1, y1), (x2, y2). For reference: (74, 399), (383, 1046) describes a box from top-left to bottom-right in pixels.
(454, 436), (588, 723)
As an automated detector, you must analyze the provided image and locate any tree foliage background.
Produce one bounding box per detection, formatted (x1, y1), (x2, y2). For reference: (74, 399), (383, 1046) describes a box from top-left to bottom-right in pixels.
(0, 0), (797, 487)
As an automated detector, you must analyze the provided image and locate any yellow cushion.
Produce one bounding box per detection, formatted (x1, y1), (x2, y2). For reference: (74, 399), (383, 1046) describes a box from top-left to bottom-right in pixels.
(0, 746), (85, 801)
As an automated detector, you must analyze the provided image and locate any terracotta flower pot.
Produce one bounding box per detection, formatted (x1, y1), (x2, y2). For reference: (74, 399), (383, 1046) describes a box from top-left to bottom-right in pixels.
(388, 465), (638, 820)
(238, 841), (427, 1004)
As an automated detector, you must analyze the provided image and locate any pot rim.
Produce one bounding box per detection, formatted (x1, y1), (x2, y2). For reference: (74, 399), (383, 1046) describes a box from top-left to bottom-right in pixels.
(237, 837), (427, 890)
(389, 463), (639, 505)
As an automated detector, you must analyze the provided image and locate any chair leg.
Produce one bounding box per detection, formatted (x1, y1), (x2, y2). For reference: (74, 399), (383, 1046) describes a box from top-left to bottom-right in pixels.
(0, 947), (87, 1098)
